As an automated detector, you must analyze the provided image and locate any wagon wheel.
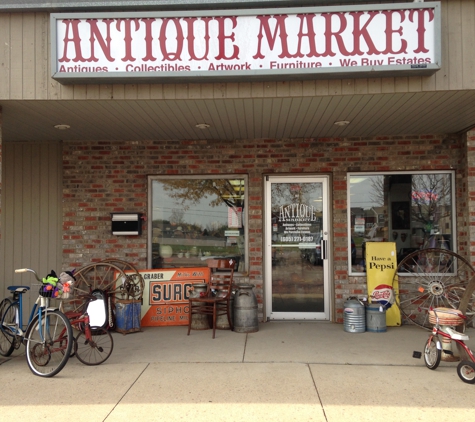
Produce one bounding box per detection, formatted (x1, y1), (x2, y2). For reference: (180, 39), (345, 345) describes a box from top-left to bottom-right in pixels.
(98, 259), (144, 300)
(65, 262), (128, 313)
(99, 258), (139, 273)
(393, 248), (475, 329)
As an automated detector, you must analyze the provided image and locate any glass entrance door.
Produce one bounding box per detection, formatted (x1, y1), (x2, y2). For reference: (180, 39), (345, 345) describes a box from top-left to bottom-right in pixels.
(265, 176), (330, 320)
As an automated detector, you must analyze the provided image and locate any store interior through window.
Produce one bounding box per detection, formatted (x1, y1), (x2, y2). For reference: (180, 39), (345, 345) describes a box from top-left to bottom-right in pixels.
(348, 172), (454, 273)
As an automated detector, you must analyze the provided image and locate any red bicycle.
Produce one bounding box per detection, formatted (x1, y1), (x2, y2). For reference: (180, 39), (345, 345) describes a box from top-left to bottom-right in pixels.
(60, 294), (114, 366)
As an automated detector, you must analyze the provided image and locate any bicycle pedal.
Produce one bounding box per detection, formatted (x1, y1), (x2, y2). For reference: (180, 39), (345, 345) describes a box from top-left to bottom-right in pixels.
(412, 351), (422, 359)
(442, 349), (453, 355)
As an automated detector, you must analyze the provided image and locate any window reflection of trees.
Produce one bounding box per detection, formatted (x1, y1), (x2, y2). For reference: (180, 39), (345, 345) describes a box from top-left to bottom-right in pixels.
(161, 179), (244, 209)
(350, 172), (454, 273)
(352, 174), (451, 237)
(271, 183), (321, 210)
(151, 178), (246, 269)
(411, 174), (451, 239)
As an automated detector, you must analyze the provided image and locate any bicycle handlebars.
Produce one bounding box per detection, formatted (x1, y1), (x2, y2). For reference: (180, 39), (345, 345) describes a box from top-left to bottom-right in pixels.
(15, 268), (43, 282)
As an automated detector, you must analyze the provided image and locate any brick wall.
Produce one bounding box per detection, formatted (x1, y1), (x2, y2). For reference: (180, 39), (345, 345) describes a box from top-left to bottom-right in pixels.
(62, 134), (465, 322)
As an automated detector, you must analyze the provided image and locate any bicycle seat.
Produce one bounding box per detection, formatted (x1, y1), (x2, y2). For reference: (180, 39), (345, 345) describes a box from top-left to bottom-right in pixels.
(445, 326), (470, 341)
(7, 286), (30, 294)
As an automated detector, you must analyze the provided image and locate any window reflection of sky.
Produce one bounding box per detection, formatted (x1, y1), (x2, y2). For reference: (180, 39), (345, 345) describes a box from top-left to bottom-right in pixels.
(152, 180), (246, 229)
(349, 176), (380, 209)
(153, 184), (229, 227)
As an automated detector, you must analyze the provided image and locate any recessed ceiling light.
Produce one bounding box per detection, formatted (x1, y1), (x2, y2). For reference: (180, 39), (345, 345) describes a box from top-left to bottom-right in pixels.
(334, 120), (350, 127)
(195, 123), (210, 129)
(54, 124), (70, 130)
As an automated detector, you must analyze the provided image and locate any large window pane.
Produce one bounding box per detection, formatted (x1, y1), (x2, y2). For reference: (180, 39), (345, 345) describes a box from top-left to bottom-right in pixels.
(348, 172), (454, 273)
(149, 176), (246, 271)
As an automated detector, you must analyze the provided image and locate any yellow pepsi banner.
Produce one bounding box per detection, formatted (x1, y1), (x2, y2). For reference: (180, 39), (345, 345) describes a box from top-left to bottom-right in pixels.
(365, 242), (401, 326)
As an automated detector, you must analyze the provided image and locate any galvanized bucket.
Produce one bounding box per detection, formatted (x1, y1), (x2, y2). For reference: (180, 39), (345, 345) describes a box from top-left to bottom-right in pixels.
(343, 298), (365, 333)
(366, 302), (387, 333)
(233, 284), (258, 333)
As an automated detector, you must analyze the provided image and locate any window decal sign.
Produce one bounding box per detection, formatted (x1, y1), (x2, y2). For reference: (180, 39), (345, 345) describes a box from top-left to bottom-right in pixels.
(51, 2), (441, 83)
(278, 203), (318, 245)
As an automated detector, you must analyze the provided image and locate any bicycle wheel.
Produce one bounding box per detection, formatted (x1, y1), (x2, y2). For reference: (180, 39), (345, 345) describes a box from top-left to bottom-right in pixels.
(394, 248), (475, 328)
(75, 326), (114, 365)
(0, 299), (16, 357)
(457, 360), (475, 384)
(423, 336), (441, 370)
(25, 309), (73, 377)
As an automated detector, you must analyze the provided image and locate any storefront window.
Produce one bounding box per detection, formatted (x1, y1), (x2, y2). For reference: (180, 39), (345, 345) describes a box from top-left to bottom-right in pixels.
(348, 172), (455, 274)
(148, 176), (247, 272)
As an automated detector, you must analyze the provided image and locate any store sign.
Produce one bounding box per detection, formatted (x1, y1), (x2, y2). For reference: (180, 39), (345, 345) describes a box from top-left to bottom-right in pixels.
(133, 267), (210, 326)
(50, 2), (441, 84)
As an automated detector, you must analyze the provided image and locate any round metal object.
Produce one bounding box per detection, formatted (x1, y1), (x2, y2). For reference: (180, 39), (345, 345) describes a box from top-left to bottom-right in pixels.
(393, 248), (475, 329)
(99, 259), (144, 300)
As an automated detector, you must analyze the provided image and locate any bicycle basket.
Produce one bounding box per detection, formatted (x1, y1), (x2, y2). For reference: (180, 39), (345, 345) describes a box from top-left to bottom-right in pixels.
(39, 285), (61, 298)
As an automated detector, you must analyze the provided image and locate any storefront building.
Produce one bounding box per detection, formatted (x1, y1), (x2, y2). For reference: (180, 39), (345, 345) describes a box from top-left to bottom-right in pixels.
(1, 0), (475, 324)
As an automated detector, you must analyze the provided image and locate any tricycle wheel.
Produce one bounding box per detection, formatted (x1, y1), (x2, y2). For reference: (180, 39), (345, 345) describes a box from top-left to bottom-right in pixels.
(457, 360), (475, 384)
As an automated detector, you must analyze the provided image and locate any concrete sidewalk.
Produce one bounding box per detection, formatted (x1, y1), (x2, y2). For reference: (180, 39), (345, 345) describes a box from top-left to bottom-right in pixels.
(1, 322), (475, 421)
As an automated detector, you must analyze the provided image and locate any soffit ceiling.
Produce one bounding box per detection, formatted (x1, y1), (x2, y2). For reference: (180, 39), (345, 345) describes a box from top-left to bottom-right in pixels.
(2, 1), (466, 142)
(2, 89), (475, 142)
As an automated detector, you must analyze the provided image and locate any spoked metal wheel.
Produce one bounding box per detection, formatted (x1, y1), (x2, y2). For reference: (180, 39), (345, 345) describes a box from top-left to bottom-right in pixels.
(75, 327), (114, 365)
(25, 310), (73, 377)
(423, 336), (441, 370)
(0, 298), (15, 357)
(65, 262), (128, 313)
(457, 360), (475, 384)
(100, 259), (144, 300)
(394, 248), (475, 329)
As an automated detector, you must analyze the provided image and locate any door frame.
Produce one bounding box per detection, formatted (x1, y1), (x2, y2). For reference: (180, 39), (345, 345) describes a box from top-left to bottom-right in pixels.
(264, 174), (332, 321)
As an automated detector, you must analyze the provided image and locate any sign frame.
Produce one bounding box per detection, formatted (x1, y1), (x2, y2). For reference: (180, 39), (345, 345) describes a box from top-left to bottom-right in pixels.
(50, 2), (441, 84)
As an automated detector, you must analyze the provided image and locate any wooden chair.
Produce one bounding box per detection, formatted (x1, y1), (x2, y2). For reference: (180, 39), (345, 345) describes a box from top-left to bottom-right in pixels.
(187, 258), (235, 339)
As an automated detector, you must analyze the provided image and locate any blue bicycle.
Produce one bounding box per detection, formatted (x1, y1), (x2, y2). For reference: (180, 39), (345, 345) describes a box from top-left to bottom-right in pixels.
(0, 268), (73, 377)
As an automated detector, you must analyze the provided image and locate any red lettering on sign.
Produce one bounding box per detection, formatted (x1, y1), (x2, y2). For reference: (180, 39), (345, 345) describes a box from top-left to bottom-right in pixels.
(160, 18), (184, 61)
(381, 10), (407, 55)
(183, 17), (212, 61)
(214, 16), (239, 60)
(253, 15), (293, 59)
(409, 8), (434, 54)
(140, 18), (156, 62)
(58, 19), (85, 62)
(348, 11), (380, 56)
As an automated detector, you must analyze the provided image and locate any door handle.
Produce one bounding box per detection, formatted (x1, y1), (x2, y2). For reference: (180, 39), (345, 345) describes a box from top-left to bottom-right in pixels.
(322, 239), (327, 259)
